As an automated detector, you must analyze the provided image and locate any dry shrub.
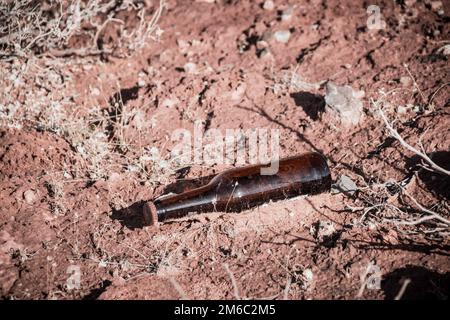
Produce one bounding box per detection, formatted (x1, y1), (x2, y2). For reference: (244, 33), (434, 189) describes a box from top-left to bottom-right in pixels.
(0, 0), (164, 58)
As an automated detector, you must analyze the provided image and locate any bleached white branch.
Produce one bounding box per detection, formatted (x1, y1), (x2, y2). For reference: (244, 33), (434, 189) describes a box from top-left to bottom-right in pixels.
(374, 99), (450, 176)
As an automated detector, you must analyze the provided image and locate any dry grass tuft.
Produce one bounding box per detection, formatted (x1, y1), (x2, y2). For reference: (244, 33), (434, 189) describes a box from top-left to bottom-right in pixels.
(0, 0), (165, 58)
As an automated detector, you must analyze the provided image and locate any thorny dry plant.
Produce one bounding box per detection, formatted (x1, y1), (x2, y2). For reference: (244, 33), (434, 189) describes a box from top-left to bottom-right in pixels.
(345, 95), (450, 238)
(0, 0), (165, 58)
(71, 217), (237, 288)
(0, 0), (173, 187)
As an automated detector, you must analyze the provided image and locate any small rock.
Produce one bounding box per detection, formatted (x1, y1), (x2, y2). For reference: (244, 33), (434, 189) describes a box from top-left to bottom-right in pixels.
(281, 6), (294, 21)
(176, 39), (189, 52)
(303, 268), (313, 281)
(98, 260), (107, 267)
(256, 40), (269, 50)
(325, 82), (364, 126)
(397, 105), (408, 115)
(161, 98), (178, 108)
(273, 30), (291, 43)
(231, 83), (247, 102)
(258, 48), (272, 59)
(405, 0), (416, 6)
(83, 64), (93, 71)
(310, 220), (335, 241)
(430, 1), (442, 11)
(302, 268), (314, 289)
(23, 190), (37, 204)
(108, 172), (121, 183)
(400, 76), (412, 87)
(63, 171), (73, 179)
(263, 0), (274, 11)
(332, 175), (358, 195)
(368, 221), (377, 230)
(437, 44), (450, 56)
(90, 87), (100, 96)
(183, 62), (197, 74)
(413, 105), (421, 113)
(138, 71), (147, 87)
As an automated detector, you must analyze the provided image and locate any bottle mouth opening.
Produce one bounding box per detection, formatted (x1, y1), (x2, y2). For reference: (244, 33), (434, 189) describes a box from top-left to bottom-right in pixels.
(142, 201), (158, 226)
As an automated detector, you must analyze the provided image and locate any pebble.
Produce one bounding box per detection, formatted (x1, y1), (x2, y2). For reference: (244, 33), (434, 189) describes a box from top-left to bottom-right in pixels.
(437, 44), (450, 56)
(176, 39), (189, 52)
(325, 82), (364, 126)
(333, 175), (358, 195)
(263, 0), (274, 11)
(400, 76), (412, 87)
(310, 220), (335, 241)
(281, 6), (294, 21)
(303, 269), (314, 283)
(90, 87), (100, 96)
(231, 83), (247, 102)
(274, 30), (291, 43)
(23, 190), (37, 204)
(256, 40), (269, 50)
(397, 105), (408, 115)
(161, 98), (178, 108)
(430, 1), (442, 11)
(183, 62), (197, 74)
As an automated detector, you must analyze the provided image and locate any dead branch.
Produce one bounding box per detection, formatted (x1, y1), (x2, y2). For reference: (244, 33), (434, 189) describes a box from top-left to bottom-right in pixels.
(374, 100), (450, 176)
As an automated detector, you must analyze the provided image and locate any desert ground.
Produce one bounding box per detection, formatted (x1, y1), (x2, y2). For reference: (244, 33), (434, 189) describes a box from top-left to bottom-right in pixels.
(0, 0), (449, 299)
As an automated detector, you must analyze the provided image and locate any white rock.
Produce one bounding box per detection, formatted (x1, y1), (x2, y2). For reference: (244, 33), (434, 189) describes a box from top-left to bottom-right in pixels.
(161, 98), (178, 108)
(281, 6), (294, 21)
(437, 44), (450, 56)
(405, 0), (416, 6)
(231, 83), (247, 102)
(400, 76), (412, 87)
(126, 164), (140, 173)
(274, 30), (291, 43)
(90, 87), (100, 96)
(263, 0), (274, 11)
(256, 40), (269, 49)
(138, 71), (147, 87)
(397, 105), (407, 115)
(303, 268), (314, 282)
(138, 79), (146, 87)
(176, 39), (189, 52)
(183, 62), (197, 74)
(325, 82), (364, 126)
(23, 190), (37, 204)
(310, 220), (335, 242)
(108, 172), (121, 183)
(430, 1), (442, 11)
(98, 260), (108, 267)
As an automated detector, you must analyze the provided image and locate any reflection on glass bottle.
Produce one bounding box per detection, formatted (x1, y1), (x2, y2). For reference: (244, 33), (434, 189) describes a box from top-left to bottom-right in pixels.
(143, 152), (332, 225)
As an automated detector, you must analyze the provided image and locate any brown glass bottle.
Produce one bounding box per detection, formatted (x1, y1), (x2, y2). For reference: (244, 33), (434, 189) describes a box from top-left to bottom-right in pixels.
(143, 152), (331, 225)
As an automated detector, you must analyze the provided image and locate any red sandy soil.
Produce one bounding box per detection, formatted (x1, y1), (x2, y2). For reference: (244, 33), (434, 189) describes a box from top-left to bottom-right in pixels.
(1, 0), (449, 299)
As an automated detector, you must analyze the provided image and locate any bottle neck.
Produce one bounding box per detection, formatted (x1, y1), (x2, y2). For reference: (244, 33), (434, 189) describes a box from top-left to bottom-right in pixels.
(154, 185), (218, 221)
